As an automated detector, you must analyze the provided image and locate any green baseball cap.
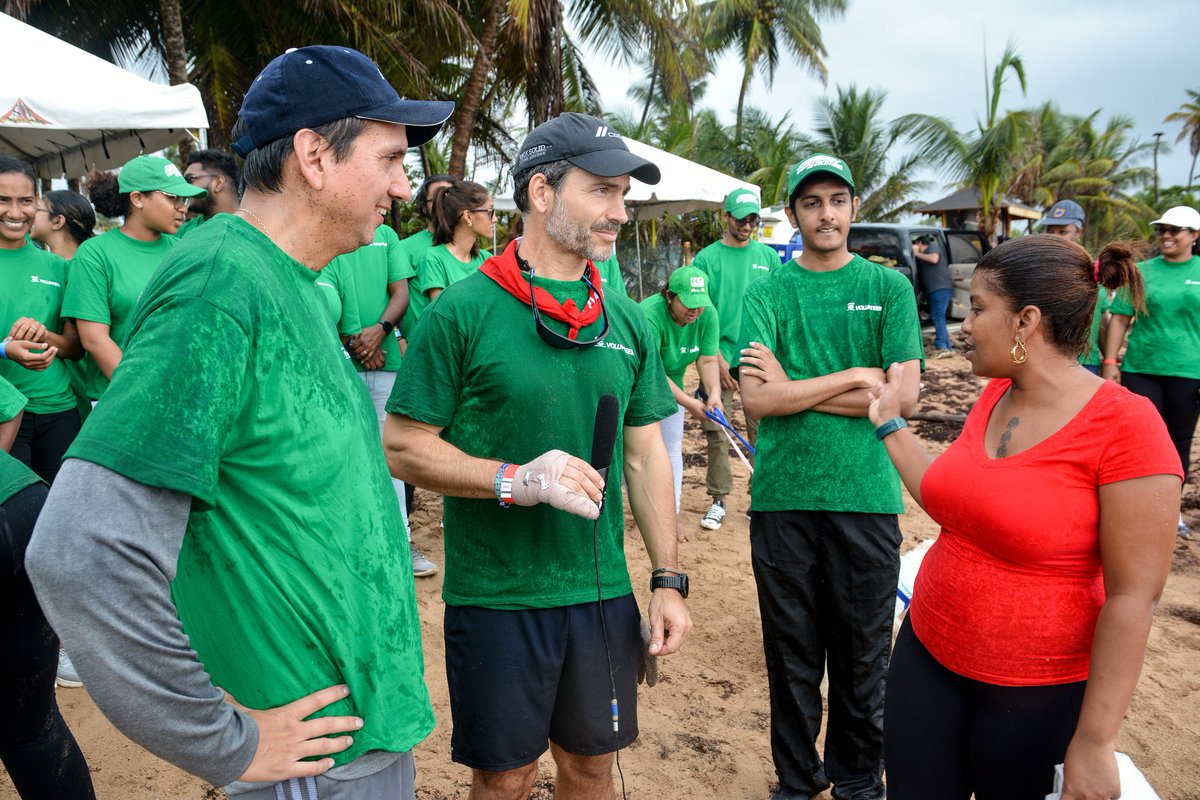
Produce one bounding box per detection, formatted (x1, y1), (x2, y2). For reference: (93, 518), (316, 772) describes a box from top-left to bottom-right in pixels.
(724, 189), (761, 220)
(786, 153), (855, 201)
(667, 266), (713, 309)
(118, 155), (207, 198)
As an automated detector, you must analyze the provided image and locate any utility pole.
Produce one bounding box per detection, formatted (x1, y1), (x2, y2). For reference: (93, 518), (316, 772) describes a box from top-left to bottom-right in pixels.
(1153, 131), (1164, 205)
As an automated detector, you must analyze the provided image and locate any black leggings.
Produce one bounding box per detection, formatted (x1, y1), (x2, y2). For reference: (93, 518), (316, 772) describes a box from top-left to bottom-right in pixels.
(1120, 371), (1200, 479)
(0, 483), (95, 799)
(10, 409), (81, 485)
(884, 618), (1085, 800)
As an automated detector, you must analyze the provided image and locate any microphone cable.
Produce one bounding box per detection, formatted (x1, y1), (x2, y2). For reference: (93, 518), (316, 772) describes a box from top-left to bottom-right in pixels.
(592, 507), (628, 800)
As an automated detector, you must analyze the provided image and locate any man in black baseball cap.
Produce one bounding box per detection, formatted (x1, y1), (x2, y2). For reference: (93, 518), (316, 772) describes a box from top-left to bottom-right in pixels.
(29, 45), (452, 799)
(386, 112), (690, 799)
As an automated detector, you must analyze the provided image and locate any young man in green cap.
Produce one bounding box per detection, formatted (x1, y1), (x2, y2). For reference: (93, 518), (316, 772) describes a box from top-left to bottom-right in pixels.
(737, 153), (923, 800)
(691, 188), (778, 530)
(640, 265), (723, 532)
(28, 45), (454, 798)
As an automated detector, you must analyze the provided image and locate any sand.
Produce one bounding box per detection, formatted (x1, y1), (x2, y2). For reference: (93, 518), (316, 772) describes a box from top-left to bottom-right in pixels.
(4, 348), (1198, 799)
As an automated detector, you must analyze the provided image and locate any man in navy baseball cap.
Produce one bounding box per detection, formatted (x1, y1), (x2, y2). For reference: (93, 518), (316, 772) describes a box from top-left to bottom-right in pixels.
(29, 45), (453, 800)
(1038, 199), (1086, 241)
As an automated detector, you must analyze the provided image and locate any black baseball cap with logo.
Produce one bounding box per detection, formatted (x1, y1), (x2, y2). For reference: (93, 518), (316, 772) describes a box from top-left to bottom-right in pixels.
(515, 113), (661, 184)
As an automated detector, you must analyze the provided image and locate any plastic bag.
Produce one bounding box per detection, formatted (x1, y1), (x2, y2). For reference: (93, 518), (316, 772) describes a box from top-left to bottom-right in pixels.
(1044, 752), (1159, 800)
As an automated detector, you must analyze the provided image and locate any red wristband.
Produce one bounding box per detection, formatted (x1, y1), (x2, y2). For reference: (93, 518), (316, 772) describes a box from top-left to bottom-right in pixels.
(1101, 358), (1118, 365)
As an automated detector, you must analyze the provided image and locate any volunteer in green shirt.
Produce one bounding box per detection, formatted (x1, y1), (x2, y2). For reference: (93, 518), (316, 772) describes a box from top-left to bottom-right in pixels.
(0, 382), (96, 797)
(640, 265), (721, 524)
(0, 156), (85, 483)
(32, 189), (96, 260)
(25, 45), (454, 797)
(177, 149), (240, 239)
(1102, 205), (1200, 537)
(406, 180), (494, 333)
(691, 188), (778, 530)
(314, 256), (362, 339)
(63, 156), (206, 401)
(386, 113), (691, 800)
(594, 252), (628, 297)
(325, 223), (439, 578)
(737, 153), (922, 800)
(396, 174), (455, 341)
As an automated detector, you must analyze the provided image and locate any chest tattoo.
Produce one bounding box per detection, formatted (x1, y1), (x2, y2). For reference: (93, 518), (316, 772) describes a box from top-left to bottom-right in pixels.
(996, 416), (1020, 458)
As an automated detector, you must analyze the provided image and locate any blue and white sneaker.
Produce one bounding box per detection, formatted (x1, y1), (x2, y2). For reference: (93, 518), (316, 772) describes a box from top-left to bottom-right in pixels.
(56, 649), (82, 688)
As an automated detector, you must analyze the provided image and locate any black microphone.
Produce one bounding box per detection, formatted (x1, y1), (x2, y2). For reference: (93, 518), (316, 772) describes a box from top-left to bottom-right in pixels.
(590, 393), (620, 506)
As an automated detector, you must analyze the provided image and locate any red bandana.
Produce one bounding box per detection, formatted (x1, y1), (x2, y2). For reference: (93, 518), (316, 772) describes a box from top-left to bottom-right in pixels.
(480, 239), (605, 340)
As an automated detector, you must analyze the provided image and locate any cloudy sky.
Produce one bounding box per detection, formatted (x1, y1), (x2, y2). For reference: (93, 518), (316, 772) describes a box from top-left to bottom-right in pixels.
(587, 0), (1197, 198)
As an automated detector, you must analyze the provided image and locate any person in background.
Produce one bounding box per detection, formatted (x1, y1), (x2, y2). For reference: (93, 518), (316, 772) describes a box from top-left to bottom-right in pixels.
(641, 265), (722, 539)
(594, 251), (628, 297)
(32, 190), (96, 260)
(406, 181), (494, 332)
(1039, 200), (1111, 375)
(870, 234), (1179, 800)
(63, 157), (206, 402)
(1102, 205), (1200, 538)
(691, 189), (778, 530)
(0, 375), (95, 800)
(178, 149), (240, 238)
(912, 234), (953, 358)
(397, 174), (456, 340)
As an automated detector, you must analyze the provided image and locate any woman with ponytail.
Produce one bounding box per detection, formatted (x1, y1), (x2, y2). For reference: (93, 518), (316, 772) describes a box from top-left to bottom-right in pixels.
(867, 235), (1181, 799)
(405, 180), (493, 333)
(32, 190), (95, 260)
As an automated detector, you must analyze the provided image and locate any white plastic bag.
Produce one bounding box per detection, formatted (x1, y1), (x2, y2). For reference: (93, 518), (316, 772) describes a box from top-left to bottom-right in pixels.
(1044, 752), (1159, 799)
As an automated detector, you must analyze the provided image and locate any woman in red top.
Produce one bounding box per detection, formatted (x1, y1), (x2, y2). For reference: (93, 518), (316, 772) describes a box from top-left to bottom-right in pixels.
(868, 235), (1180, 800)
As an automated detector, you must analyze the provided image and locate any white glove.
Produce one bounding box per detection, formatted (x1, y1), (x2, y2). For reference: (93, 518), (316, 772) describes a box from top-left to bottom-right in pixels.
(510, 449), (602, 520)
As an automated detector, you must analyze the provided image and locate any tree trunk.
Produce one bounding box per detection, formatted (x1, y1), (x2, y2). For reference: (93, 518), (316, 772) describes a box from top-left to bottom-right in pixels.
(448, 0), (504, 179)
(158, 0), (193, 160)
(1189, 149), (1198, 189)
(638, 62), (658, 132)
(735, 65), (752, 140)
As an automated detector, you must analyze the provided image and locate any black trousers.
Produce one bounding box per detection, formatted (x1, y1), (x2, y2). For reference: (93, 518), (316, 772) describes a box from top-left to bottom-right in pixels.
(10, 408), (81, 485)
(885, 618), (1085, 799)
(750, 509), (900, 800)
(0, 482), (94, 800)
(1119, 372), (1200, 479)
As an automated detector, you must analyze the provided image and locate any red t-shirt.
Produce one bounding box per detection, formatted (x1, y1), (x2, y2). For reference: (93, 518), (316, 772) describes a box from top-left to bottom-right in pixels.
(911, 378), (1181, 686)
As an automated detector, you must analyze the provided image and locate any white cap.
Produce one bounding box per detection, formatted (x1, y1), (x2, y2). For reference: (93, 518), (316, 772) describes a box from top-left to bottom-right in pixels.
(1150, 206), (1200, 230)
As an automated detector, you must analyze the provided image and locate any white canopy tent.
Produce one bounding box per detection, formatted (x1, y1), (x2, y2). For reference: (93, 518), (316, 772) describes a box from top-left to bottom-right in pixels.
(495, 136), (760, 294)
(0, 12), (209, 179)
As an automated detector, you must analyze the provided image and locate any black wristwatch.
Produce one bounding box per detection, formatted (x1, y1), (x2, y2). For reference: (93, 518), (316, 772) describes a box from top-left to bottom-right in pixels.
(650, 569), (689, 598)
(378, 319), (395, 335)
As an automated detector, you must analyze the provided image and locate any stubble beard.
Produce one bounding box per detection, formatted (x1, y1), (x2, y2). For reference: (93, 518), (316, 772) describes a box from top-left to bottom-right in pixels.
(546, 197), (613, 263)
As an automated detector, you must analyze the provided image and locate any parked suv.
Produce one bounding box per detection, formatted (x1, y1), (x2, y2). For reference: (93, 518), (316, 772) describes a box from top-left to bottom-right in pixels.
(847, 223), (989, 320)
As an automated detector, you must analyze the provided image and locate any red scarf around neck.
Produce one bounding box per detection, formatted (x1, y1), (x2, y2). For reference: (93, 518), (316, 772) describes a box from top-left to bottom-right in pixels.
(480, 239), (604, 340)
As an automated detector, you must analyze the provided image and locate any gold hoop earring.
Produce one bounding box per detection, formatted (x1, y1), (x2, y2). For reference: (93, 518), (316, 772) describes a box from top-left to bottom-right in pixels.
(1010, 338), (1028, 365)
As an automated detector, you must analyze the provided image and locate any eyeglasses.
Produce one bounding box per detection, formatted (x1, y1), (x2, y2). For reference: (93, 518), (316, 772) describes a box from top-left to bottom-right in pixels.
(730, 215), (760, 227)
(1155, 225), (1191, 236)
(515, 249), (610, 349)
(183, 173), (219, 184)
(34, 206), (55, 217)
(470, 207), (497, 219)
(156, 191), (190, 209)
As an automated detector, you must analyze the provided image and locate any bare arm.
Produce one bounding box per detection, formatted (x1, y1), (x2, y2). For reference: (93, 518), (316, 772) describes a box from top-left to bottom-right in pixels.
(352, 279), (410, 357)
(813, 359), (921, 418)
(867, 362), (933, 506)
(8, 317), (83, 360)
(76, 319), (123, 380)
(1059, 473), (1179, 800)
(696, 355), (723, 413)
(1100, 314), (1131, 382)
(622, 422), (692, 656)
(737, 340), (888, 418)
(913, 250), (939, 264)
(0, 409), (21, 452)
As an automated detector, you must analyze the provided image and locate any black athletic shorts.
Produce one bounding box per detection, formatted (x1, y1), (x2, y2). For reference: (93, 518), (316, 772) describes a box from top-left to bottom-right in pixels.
(444, 593), (641, 771)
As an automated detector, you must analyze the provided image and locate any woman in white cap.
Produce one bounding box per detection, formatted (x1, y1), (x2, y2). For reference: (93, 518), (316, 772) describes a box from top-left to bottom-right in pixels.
(640, 266), (723, 540)
(61, 156), (206, 403)
(1102, 205), (1200, 536)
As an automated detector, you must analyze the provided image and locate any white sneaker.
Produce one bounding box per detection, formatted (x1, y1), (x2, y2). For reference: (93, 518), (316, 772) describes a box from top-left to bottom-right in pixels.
(412, 545), (439, 577)
(56, 649), (82, 688)
(1179, 514), (1192, 539)
(700, 500), (726, 530)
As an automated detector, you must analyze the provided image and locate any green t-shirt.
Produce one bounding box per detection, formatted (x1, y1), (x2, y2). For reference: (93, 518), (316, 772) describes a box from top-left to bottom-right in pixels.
(692, 239), (780, 364)
(0, 449), (41, 507)
(640, 293), (719, 387)
(315, 255), (363, 338)
(388, 270), (676, 609)
(65, 216), (433, 766)
(737, 255), (924, 514)
(1083, 286), (1111, 366)
(406, 244), (490, 335)
(0, 241), (77, 413)
(63, 228), (178, 399)
(1110, 255), (1200, 378)
(323, 225), (416, 372)
(174, 215), (205, 239)
(595, 254), (628, 297)
(395, 229), (436, 336)
(0, 375), (27, 424)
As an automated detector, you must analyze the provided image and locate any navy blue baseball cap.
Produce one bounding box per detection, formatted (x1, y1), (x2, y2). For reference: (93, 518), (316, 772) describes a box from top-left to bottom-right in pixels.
(1039, 199), (1085, 229)
(232, 46), (455, 157)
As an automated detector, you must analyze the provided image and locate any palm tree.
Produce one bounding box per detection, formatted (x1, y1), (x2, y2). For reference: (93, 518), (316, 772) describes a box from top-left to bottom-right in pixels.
(1164, 88), (1200, 188)
(700, 0), (846, 138)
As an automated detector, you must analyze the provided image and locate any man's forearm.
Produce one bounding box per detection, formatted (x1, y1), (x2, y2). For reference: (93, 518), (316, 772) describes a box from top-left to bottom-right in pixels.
(741, 368), (868, 418)
(384, 414), (499, 499)
(811, 387), (874, 417)
(25, 459), (257, 785)
(623, 424), (679, 571)
(383, 280), (411, 327)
